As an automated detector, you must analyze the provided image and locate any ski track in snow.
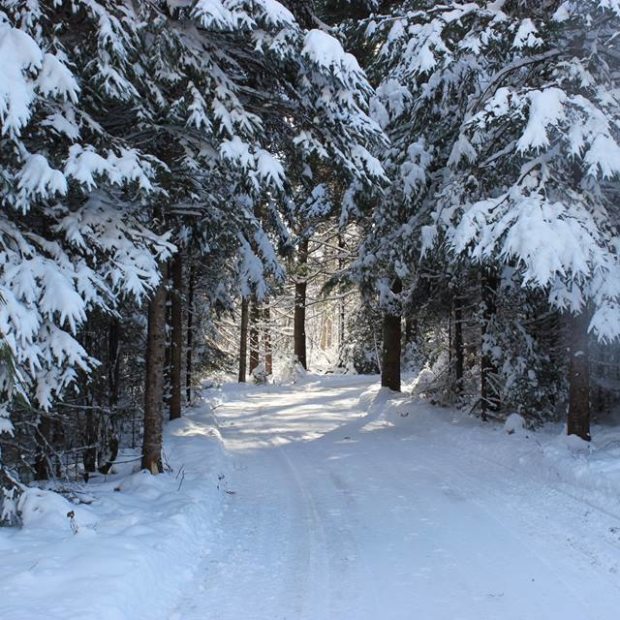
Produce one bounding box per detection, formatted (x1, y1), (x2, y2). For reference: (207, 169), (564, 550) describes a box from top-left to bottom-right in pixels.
(170, 375), (620, 620)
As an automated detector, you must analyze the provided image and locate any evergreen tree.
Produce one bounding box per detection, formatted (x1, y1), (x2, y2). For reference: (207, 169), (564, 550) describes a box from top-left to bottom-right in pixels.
(1, 0), (387, 515)
(349, 0), (620, 433)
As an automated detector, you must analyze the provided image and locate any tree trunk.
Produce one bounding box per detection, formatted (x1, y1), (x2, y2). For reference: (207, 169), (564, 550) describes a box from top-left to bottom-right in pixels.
(186, 256), (195, 402)
(142, 276), (167, 474)
(108, 317), (120, 408)
(169, 251), (183, 421)
(98, 317), (121, 475)
(338, 233), (346, 360)
(381, 278), (402, 392)
(263, 304), (273, 376)
(249, 297), (260, 375)
(453, 294), (464, 394)
(163, 263), (171, 409)
(294, 238), (309, 369)
(566, 310), (591, 441)
(34, 415), (52, 481)
(83, 410), (98, 476)
(238, 297), (249, 382)
(480, 269), (500, 419)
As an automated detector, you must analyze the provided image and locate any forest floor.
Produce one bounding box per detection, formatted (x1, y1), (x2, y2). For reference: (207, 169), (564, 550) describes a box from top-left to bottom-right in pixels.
(2, 374), (620, 619)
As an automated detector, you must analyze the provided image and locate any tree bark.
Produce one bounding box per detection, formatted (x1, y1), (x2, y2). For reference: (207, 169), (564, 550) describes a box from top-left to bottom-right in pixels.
(480, 269), (500, 419)
(566, 310), (591, 441)
(238, 297), (249, 382)
(294, 238), (309, 369)
(186, 256), (195, 403)
(98, 317), (121, 475)
(249, 297), (260, 375)
(169, 251), (183, 421)
(83, 410), (98, 476)
(163, 263), (171, 409)
(108, 317), (120, 408)
(453, 294), (464, 394)
(142, 276), (167, 474)
(34, 415), (52, 481)
(338, 233), (346, 358)
(381, 278), (402, 392)
(263, 304), (273, 376)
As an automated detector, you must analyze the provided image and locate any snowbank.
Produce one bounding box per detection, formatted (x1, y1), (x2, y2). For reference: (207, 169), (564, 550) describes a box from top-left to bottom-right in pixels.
(355, 383), (620, 517)
(0, 399), (230, 620)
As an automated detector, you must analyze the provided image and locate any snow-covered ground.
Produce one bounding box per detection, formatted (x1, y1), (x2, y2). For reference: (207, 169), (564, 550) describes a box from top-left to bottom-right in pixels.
(0, 396), (231, 620)
(2, 374), (620, 619)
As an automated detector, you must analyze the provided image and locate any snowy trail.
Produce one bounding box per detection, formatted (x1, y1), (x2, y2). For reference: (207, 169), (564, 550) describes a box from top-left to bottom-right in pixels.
(170, 375), (620, 620)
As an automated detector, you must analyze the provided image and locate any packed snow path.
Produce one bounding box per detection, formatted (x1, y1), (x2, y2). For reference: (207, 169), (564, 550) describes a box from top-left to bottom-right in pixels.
(171, 375), (620, 620)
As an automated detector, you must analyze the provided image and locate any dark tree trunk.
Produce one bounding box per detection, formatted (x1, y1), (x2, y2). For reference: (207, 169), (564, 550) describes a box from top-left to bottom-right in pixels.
(249, 297), (260, 375)
(34, 415), (52, 481)
(98, 317), (121, 475)
(186, 256), (195, 402)
(294, 238), (309, 369)
(77, 324), (97, 478)
(108, 318), (120, 408)
(263, 304), (273, 376)
(238, 297), (249, 382)
(381, 278), (402, 392)
(142, 276), (167, 474)
(566, 310), (591, 441)
(338, 233), (346, 357)
(163, 262), (172, 409)
(169, 251), (183, 421)
(83, 410), (98, 476)
(480, 269), (500, 420)
(453, 294), (464, 394)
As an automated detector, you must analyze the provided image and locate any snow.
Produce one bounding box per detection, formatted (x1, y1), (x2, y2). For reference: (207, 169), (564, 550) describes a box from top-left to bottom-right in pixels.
(0, 21), (42, 135)
(512, 19), (543, 49)
(517, 88), (566, 152)
(256, 149), (285, 188)
(351, 144), (387, 181)
(18, 488), (98, 531)
(584, 133), (620, 178)
(564, 433), (592, 454)
(219, 136), (253, 169)
(0, 21), (78, 137)
(255, 0), (296, 27)
(0, 406), (13, 435)
(0, 397), (230, 620)
(302, 30), (362, 77)
(17, 154), (67, 200)
(2, 375), (620, 619)
(447, 183), (620, 342)
(552, 3), (571, 22)
(41, 109), (80, 140)
(36, 53), (79, 102)
(63, 145), (156, 191)
(504, 412), (526, 434)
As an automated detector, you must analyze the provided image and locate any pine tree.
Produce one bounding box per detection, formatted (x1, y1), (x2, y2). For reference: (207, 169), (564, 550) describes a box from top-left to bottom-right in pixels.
(0, 2), (175, 519)
(0, 0), (387, 500)
(349, 0), (620, 433)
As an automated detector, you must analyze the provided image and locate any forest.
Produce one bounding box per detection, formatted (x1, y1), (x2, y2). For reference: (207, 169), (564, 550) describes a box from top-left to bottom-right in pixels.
(1, 3), (620, 615)
(2, 1), (620, 618)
